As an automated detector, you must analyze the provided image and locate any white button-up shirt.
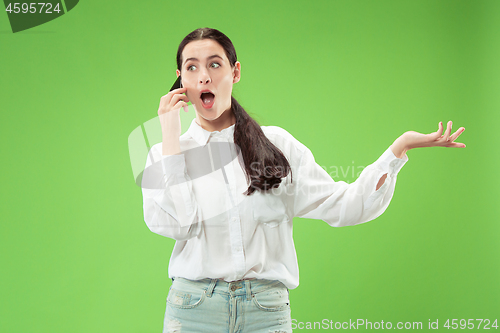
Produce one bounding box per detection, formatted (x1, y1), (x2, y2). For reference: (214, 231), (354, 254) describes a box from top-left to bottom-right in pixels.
(142, 119), (408, 289)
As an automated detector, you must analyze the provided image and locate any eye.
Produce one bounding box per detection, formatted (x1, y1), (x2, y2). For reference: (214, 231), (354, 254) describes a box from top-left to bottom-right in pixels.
(187, 65), (196, 71)
(210, 62), (221, 68)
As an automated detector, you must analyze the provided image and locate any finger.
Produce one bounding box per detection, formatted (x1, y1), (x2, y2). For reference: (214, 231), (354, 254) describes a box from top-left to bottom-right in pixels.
(169, 87), (187, 95)
(443, 121), (452, 140)
(159, 87), (188, 108)
(159, 96), (189, 116)
(172, 101), (189, 113)
(449, 127), (465, 142)
(169, 94), (190, 108)
(430, 122), (444, 141)
(445, 141), (466, 148)
(436, 121), (444, 136)
(161, 101), (188, 115)
(172, 92), (190, 102)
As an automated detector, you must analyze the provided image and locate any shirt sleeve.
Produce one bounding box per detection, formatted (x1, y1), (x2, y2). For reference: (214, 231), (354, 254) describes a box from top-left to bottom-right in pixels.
(141, 144), (202, 240)
(293, 145), (408, 227)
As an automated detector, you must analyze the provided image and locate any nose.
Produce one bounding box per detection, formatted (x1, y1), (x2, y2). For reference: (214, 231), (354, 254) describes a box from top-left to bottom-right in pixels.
(198, 69), (211, 84)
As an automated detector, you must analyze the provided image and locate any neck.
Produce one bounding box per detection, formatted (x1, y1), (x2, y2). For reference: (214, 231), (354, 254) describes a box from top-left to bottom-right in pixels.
(196, 107), (236, 132)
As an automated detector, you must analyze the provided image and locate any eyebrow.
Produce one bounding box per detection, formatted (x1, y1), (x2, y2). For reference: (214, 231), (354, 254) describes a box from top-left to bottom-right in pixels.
(183, 54), (224, 65)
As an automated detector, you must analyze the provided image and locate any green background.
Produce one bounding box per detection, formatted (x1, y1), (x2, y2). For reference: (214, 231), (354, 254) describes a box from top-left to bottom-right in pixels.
(1, 0), (498, 332)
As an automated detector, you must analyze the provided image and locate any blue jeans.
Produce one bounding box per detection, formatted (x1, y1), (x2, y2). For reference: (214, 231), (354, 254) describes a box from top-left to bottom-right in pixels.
(163, 277), (292, 333)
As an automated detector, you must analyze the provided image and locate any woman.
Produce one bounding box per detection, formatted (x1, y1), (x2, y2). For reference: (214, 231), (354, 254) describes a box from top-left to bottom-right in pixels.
(142, 28), (465, 333)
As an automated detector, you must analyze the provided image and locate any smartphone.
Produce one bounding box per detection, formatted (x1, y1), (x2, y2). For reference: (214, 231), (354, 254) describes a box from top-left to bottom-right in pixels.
(170, 76), (182, 91)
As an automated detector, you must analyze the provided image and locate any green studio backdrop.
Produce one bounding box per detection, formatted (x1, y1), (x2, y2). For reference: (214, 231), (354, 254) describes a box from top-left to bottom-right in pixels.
(1, 0), (499, 332)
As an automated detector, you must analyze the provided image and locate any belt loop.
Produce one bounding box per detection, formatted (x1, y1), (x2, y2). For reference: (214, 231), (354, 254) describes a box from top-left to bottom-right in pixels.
(245, 280), (251, 301)
(206, 279), (217, 298)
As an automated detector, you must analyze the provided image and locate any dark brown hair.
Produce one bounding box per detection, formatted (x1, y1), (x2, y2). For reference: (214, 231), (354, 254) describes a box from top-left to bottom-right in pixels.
(176, 27), (292, 195)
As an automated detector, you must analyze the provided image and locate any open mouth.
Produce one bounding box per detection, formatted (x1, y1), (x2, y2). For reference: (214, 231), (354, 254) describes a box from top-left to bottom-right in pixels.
(200, 91), (215, 109)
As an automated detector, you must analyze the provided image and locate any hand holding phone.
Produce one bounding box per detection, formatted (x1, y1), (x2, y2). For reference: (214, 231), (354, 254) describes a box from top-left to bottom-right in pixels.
(156, 76), (189, 155)
(167, 76), (189, 113)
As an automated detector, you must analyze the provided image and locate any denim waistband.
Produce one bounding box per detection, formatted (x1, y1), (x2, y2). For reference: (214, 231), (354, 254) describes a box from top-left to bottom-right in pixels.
(171, 277), (287, 300)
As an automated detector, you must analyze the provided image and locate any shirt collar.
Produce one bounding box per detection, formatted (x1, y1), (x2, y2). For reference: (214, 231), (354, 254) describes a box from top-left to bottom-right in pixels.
(186, 118), (236, 146)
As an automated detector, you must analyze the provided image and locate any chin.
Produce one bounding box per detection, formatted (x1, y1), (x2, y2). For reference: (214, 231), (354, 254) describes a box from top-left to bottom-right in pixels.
(194, 105), (221, 120)
(201, 114), (220, 121)
(195, 110), (221, 122)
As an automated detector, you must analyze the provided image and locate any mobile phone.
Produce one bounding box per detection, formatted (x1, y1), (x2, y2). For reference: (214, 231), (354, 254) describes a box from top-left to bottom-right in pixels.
(170, 76), (182, 91)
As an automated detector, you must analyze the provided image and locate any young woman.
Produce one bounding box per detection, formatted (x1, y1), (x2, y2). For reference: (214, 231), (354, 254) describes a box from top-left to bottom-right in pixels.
(142, 28), (465, 333)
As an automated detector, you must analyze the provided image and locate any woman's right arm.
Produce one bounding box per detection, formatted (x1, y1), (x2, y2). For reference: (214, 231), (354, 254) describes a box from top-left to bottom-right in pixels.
(159, 87), (188, 155)
(141, 88), (202, 241)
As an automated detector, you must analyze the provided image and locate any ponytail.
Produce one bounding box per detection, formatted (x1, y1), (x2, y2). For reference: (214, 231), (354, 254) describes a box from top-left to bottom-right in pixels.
(232, 96), (292, 195)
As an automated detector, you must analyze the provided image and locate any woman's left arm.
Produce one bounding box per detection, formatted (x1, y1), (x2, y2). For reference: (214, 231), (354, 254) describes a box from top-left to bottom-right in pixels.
(374, 121), (465, 190)
(290, 121), (465, 226)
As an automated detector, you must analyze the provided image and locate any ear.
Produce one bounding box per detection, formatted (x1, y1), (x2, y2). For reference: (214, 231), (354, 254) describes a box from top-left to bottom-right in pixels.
(176, 69), (181, 77)
(232, 61), (241, 84)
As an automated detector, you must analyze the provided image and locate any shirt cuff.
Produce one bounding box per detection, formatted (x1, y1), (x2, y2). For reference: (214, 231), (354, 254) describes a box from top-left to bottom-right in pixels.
(161, 154), (186, 176)
(375, 146), (409, 175)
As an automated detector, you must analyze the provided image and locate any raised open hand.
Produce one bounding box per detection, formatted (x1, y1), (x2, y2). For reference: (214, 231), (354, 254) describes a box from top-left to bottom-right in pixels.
(390, 121), (466, 158)
(405, 121), (465, 149)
